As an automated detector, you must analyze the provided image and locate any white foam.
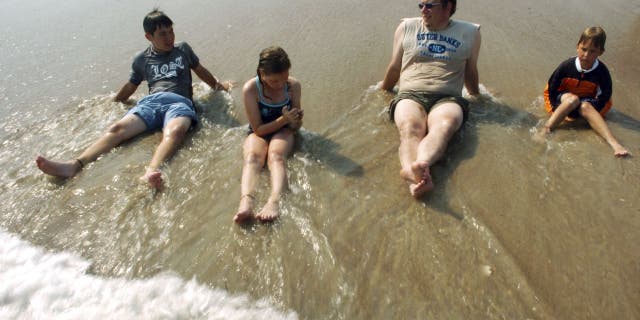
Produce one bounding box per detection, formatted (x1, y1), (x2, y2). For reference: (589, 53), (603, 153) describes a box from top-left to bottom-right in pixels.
(0, 229), (297, 320)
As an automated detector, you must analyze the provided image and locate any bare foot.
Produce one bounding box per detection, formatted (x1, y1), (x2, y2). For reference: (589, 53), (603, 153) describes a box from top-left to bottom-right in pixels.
(234, 194), (255, 223)
(533, 125), (551, 143)
(140, 169), (163, 190)
(35, 156), (82, 178)
(613, 144), (630, 158)
(409, 178), (434, 199)
(400, 168), (418, 184)
(256, 200), (280, 222)
(401, 161), (434, 198)
(411, 161), (430, 182)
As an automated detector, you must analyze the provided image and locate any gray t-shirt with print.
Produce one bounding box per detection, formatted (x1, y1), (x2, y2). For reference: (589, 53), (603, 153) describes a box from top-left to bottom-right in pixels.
(129, 41), (200, 100)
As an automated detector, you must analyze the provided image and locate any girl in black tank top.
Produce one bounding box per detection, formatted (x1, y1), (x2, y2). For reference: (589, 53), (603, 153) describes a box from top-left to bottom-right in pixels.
(234, 46), (303, 224)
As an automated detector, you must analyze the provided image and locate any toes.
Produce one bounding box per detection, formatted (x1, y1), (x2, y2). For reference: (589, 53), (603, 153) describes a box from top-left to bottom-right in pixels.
(234, 211), (254, 223)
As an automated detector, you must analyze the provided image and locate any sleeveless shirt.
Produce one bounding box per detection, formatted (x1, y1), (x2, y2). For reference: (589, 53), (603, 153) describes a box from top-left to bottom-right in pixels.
(399, 18), (480, 96)
(255, 76), (291, 124)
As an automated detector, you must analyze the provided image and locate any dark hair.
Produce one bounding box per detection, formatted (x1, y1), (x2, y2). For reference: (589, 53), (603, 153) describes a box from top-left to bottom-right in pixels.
(442, 0), (457, 16)
(256, 46), (291, 77)
(578, 26), (606, 51)
(143, 9), (173, 35)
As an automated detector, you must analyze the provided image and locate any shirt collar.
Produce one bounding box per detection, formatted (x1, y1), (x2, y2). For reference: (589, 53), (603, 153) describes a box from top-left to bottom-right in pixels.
(575, 57), (599, 73)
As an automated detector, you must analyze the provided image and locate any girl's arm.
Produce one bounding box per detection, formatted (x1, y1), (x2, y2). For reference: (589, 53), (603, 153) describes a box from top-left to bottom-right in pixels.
(285, 78), (303, 130)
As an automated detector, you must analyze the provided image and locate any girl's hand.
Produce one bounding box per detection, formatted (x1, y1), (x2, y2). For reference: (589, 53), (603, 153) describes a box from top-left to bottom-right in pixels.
(283, 107), (303, 127)
(289, 109), (303, 129)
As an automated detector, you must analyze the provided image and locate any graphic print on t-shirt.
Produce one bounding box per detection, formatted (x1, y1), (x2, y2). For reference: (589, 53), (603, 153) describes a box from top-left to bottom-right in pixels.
(415, 32), (462, 61)
(150, 56), (185, 81)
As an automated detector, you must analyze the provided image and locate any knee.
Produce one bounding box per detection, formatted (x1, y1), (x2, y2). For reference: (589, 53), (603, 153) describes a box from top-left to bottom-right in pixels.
(431, 117), (462, 136)
(267, 151), (286, 166)
(106, 122), (127, 138)
(396, 120), (425, 139)
(563, 93), (581, 106)
(164, 126), (188, 142)
(579, 102), (597, 116)
(244, 151), (265, 166)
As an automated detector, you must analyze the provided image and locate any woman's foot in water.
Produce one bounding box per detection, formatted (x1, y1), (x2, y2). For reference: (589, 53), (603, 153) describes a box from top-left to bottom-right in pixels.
(256, 199), (280, 222)
(234, 194), (256, 223)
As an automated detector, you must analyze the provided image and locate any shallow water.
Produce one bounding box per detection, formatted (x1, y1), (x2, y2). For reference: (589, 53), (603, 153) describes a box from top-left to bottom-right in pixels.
(1, 0), (639, 319)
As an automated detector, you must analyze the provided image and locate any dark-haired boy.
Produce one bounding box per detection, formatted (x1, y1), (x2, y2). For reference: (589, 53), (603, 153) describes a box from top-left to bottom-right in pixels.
(36, 9), (233, 189)
(542, 26), (629, 157)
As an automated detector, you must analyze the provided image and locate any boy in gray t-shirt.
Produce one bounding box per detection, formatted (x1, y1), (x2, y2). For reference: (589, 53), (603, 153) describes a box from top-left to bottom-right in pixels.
(36, 9), (232, 190)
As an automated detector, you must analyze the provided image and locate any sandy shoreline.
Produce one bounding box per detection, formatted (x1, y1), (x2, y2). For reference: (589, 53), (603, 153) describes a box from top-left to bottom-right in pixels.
(0, 1), (638, 319)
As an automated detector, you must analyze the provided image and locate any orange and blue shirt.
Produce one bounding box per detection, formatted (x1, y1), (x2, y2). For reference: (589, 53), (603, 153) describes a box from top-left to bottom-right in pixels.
(543, 57), (612, 117)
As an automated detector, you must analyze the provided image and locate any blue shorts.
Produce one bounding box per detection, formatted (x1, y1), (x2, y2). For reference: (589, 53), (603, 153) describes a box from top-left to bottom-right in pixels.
(126, 92), (197, 132)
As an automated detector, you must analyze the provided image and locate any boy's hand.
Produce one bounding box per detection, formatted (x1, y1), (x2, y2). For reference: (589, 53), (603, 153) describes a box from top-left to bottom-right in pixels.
(215, 80), (236, 91)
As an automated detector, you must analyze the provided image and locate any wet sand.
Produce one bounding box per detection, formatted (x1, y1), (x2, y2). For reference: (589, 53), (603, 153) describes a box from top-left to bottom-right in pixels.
(0, 0), (639, 319)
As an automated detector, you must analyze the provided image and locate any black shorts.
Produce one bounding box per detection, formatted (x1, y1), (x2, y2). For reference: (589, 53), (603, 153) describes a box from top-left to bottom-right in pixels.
(553, 93), (602, 120)
(389, 92), (469, 123)
(248, 124), (294, 142)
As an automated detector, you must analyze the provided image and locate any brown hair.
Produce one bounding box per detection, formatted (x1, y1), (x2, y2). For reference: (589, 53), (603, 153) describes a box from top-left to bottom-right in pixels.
(578, 26), (606, 51)
(442, 0), (457, 16)
(256, 46), (291, 77)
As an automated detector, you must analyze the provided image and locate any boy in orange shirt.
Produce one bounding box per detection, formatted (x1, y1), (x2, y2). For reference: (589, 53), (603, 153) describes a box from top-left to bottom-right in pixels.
(542, 26), (629, 157)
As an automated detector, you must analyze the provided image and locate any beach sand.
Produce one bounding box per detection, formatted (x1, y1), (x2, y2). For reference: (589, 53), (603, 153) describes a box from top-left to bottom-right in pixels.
(0, 0), (638, 318)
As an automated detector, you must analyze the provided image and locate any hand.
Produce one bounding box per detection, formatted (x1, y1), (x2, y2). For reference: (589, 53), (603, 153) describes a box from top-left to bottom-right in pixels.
(283, 107), (303, 126)
(114, 98), (136, 106)
(467, 93), (489, 104)
(289, 109), (304, 129)
(215, 80), (236, 91)
(376, 89), (395, 106)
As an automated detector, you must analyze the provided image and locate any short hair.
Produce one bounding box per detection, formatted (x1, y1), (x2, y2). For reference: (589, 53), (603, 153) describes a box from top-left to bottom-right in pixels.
(256, 46), (291, 76)
(442, 0), (457, 16)
(143, 9), (173, 35)
(578, 26), (606, 51)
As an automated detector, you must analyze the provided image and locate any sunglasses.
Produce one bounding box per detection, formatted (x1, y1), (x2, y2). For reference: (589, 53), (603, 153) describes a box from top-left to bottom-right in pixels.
(418, 2), (441, 9)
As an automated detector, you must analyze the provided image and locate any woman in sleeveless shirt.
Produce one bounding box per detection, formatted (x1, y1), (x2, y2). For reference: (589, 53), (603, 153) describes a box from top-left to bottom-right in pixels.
(234, 47), (303, 223)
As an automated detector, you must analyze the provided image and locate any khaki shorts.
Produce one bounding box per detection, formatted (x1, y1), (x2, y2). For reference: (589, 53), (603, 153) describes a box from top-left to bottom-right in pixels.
(389, 92), (469, 123)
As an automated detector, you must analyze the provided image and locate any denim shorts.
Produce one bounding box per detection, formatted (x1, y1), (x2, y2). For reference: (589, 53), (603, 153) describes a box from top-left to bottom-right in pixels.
(126, 92), (197, 132)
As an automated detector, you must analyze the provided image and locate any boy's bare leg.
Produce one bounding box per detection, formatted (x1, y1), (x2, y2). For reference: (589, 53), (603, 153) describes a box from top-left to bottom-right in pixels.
(234, 134), (268, 223)
(256, 130), (294, 222)
(36, 114), (147, 178)
(542, 93), (581, 134)
(140, 116), (191, 189)
(580, 103), (630, 157)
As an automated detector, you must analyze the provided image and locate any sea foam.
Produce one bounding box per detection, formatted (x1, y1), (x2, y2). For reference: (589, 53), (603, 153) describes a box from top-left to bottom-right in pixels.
(0, 229), (297, 320)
